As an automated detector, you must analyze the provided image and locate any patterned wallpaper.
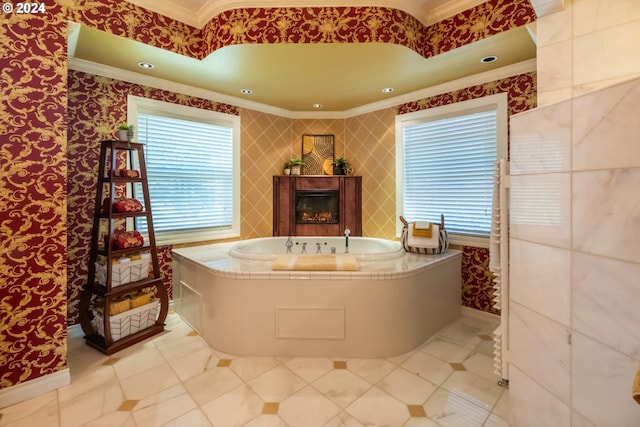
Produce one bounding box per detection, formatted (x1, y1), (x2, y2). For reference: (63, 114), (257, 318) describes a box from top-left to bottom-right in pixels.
(202, 0), (535, 59)
(1, 0), (535, 390)
(1, 3), (69, 389)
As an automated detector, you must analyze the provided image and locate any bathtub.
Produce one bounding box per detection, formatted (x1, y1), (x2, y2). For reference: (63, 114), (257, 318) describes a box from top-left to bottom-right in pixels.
(228, 236), (404, 261)
(172, 237), (462, 358)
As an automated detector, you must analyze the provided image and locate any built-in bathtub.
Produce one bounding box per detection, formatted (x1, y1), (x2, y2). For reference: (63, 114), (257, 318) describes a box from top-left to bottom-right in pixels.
(228, 235), (404, 261)
(172, 237), (462, 358)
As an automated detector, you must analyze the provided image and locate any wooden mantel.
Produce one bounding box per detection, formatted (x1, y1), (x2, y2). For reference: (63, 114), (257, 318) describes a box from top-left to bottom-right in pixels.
(273, 175), (362, 236)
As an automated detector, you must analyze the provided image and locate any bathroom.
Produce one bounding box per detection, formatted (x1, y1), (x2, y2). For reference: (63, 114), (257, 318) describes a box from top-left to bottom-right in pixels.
(2, 0), (640, 425)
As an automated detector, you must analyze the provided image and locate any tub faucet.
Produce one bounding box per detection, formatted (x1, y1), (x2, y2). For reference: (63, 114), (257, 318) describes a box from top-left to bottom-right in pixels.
(316, 242), (322, 254)
(285, 237), (293, 254)
(344, 229), (351, 253)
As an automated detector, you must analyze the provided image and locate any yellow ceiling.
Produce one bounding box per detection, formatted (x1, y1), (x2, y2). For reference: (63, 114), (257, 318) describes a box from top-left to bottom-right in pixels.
(71, 5), (536, 112)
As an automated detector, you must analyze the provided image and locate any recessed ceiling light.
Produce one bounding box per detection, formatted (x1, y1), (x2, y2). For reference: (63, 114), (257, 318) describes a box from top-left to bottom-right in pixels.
(382, 87), (394, 93)
(312, 103), (323, 109)
(137, 61), (154, 69)
(240, 89), (252, 95)
(480, 55), (498, 64)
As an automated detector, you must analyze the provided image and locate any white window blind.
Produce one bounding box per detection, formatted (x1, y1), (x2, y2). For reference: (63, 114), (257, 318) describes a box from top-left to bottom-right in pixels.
(134, 112), (236, 242)
(401, 108), (497, 237)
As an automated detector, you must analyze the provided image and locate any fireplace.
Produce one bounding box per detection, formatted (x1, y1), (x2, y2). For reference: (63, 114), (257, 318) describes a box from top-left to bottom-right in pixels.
(296, 190), (339, 224)
(273, 175), (362, 236)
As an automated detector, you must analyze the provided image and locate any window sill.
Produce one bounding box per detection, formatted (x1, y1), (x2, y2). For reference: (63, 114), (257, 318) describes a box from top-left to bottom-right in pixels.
(449, 234), (489, 249)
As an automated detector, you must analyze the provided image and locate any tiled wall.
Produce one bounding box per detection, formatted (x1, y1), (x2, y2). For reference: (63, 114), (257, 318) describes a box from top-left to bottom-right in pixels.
(509, 0), (640, 424)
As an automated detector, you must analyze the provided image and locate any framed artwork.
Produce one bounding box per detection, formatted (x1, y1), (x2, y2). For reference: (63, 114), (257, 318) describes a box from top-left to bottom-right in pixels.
(301, 134), (334, 175)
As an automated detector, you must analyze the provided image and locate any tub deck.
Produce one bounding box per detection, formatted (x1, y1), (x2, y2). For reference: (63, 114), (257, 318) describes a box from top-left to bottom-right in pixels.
(172, 242), (462, 358)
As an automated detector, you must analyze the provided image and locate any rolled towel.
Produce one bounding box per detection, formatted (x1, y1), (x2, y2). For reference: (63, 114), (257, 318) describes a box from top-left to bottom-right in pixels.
(633, 366), (640, 405)
(412, 221), (432, 238)
(273, 254), (358, 271)
(407, 223), (440, 249)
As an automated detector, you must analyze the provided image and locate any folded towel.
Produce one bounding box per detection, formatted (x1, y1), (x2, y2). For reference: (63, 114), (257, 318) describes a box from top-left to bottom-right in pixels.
(633, 367), (640, 405)
(412, 221), (432, 238)
(407, 223), (440, 249)
(272, 255), (358, 271)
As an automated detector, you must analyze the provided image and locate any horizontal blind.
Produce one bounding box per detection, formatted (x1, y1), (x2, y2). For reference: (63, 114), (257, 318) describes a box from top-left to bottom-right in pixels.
(136, 113), (233, 234)
(402, 109), (496, 236)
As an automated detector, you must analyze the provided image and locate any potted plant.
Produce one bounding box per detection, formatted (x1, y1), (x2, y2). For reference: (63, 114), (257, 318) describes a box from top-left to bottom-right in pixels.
(117, 123), (133, 141)
(283, 162), (291, 175)
(333, 157), (347, 175)
(289, 158), (303, 175)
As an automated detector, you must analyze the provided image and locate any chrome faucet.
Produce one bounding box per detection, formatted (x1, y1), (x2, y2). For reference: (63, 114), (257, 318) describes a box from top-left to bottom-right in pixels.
(344, 228), (350, 253)
(316, 242), (322, 254)
(285, 237), (293, 254)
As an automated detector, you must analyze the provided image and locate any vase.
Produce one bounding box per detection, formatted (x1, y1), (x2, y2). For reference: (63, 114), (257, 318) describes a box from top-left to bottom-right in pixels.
(117, 129), (128, 141)
(291, 165), (301, 175)
(333, 164), (346, 175)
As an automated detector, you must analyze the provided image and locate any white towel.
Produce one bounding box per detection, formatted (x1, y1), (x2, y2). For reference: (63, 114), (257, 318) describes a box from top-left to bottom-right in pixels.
(407, 223), (440, 249)
(414, 221), (432, 230)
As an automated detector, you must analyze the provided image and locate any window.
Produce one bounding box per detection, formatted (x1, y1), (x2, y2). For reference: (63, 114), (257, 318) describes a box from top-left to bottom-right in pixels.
(396, 93), (507, 246)
(128, 95), (240, 245)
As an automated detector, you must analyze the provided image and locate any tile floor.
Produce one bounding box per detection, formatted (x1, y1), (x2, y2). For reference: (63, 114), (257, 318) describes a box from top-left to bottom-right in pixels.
(0, 312), (508, 427)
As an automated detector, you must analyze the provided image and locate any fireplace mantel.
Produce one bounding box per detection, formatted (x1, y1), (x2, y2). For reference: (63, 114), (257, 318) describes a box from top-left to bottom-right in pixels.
(273, 175), (362, 236)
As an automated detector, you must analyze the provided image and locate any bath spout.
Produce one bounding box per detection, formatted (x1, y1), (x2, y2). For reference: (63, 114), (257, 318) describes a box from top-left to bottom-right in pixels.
(285, 237), (293, 254)
(316, 242), (322, 254)
(344, 229), (351, 253)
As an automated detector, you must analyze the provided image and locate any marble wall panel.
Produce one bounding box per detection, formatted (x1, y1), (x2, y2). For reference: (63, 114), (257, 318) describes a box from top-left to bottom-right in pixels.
(572, 79), (640, 171)
(509, 173), (572, 248)
(510, 99), (571, 175)
(509, 302), (571, 402)
(572, 252), (640, 359)
(572, 169), (640, 264)
(510, 239), (570, 326)
(572, 332), (640, 427)
(508, 365), (571, 427)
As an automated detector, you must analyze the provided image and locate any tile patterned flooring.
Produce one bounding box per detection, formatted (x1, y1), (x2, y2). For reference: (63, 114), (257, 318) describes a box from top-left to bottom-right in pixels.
(0, 313), (508, 427)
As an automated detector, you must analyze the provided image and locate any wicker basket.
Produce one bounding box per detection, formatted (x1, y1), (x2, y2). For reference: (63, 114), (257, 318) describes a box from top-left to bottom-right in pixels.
(95, 258), (150, 287)
(109, 297), (131, 315)
(130, 291), (152, 308)
(399, 215), (449, 255)
(91, 299), (159, 341)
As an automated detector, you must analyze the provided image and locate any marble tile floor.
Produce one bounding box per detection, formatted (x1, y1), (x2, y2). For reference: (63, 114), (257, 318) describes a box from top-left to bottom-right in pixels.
(0, 312), (508, 427)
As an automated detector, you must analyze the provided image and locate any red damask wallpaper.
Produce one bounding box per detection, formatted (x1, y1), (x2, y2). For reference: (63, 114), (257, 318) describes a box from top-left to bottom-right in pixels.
(1, 0), (535, 390)
(1, 3), (69, 389)
(202, 0), (535, 59)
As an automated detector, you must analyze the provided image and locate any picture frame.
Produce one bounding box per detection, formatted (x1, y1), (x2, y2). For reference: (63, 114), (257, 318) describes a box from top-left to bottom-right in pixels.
(301, 134), (335, 175)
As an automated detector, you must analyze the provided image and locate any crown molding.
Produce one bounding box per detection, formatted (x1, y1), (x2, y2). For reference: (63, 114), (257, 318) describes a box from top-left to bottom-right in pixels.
(125, 0), (202, 27)
(424, 0), (485, 25)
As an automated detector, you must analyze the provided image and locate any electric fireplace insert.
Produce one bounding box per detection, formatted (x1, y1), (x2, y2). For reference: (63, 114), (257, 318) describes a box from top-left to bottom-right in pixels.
(295, 190), (339, 224)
